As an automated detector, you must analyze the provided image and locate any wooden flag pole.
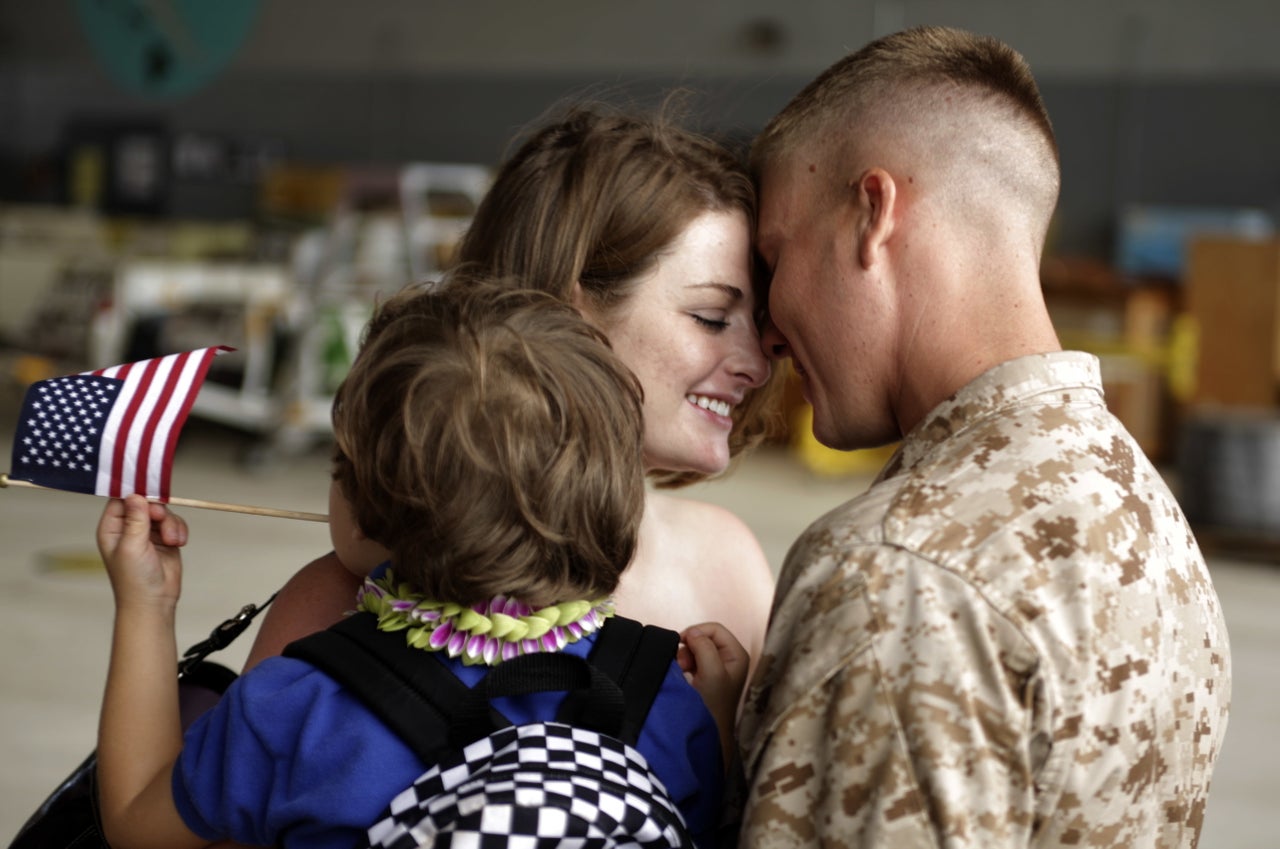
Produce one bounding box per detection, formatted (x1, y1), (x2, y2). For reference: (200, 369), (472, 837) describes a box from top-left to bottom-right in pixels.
(0, 474), (329, 523)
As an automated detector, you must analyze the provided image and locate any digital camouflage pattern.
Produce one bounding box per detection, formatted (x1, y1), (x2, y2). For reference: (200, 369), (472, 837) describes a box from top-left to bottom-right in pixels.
(739, 352), (1231, 848)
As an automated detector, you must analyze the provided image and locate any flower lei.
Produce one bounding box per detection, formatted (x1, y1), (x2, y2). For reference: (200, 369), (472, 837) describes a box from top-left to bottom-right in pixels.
(356, 569), (614, 666)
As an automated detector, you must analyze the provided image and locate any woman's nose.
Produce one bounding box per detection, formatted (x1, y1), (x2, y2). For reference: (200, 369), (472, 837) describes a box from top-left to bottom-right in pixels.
(732, 330), (772, 387)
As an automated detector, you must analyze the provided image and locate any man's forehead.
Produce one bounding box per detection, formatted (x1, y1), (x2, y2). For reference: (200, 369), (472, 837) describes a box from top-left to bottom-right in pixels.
(756, 155), (820, 248)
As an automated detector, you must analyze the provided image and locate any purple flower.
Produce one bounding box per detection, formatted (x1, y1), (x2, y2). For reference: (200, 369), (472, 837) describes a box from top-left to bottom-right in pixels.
(428, 621), (453, 650)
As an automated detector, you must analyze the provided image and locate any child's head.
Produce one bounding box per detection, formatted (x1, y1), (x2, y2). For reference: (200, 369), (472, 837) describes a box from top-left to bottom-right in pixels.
(330, 275), (646, 606)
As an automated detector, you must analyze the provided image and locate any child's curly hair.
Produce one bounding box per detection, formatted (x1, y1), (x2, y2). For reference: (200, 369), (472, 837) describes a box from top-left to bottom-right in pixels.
(331, 274), (646, 605)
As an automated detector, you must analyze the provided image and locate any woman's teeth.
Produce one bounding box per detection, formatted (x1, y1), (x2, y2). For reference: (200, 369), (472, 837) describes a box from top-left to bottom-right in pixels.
(687, 395), (731, 417)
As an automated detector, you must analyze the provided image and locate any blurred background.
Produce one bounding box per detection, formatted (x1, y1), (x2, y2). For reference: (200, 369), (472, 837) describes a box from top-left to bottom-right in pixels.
(1, 1), (1278, 846)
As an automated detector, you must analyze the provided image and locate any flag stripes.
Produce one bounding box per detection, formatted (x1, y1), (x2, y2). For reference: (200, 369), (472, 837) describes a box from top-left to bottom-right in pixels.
(10, 346), (232, 501)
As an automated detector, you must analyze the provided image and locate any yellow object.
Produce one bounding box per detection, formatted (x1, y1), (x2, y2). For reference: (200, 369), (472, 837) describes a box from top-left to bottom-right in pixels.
(790, 403), (897, 477)
(11, 355), (59, 386)
(69, 146), (104, 210)
(38, 550), (105, 574)
(1166, 314), (1199, 404)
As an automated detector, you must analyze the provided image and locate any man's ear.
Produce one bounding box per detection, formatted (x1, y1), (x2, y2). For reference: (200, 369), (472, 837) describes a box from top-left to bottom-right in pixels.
(853, 168), (896, 270)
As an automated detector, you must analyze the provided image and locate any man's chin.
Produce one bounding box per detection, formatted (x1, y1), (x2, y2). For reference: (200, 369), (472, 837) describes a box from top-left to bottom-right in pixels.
(810, 415), (849, 451)
(811, 420), (876, 454)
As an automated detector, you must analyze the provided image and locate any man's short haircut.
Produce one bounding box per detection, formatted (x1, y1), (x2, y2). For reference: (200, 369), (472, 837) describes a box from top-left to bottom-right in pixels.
(331, 274), (646, 605)
(752, 26), (1060, 225)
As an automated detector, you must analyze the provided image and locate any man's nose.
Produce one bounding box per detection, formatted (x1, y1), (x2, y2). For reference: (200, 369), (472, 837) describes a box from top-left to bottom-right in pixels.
(759, 319), (791, 361)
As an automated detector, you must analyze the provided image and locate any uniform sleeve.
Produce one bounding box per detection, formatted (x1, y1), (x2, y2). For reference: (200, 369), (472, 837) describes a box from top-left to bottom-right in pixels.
(741, 546), (1044, 849)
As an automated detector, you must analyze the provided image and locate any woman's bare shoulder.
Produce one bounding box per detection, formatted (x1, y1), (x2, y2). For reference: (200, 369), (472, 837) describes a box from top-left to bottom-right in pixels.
(647, 492), (766, 557)
(644, 491), (775, 609)
(643, 492), (775, 673)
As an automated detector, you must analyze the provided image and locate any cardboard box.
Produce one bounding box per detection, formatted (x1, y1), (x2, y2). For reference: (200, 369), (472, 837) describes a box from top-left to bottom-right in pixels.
(1184, 237), (1280, 409)
(1117, 205), (1273, 279)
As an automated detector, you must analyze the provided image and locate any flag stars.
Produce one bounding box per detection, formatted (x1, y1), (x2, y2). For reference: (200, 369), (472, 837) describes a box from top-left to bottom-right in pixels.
(9, 348), (226, 498)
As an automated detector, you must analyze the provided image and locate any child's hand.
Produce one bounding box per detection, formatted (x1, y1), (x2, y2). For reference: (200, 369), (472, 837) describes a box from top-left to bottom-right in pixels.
(679, 622), (749, 772)
(96, 494), (188, 611)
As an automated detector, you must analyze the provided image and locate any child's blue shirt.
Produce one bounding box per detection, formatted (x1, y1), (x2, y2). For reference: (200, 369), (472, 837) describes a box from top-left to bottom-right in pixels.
(171, 627), (724, 849)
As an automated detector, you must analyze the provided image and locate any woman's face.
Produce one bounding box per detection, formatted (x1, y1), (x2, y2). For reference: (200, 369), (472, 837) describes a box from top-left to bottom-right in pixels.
(590, 209), (770, 476)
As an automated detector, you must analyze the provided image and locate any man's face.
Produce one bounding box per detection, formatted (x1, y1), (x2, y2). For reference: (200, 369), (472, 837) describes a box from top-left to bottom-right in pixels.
(756, 154), (897, 450)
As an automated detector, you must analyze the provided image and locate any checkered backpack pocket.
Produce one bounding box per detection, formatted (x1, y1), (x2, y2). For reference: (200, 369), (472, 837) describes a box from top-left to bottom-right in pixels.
(285, 612), (696, 849)
(366, 721), (693, 848)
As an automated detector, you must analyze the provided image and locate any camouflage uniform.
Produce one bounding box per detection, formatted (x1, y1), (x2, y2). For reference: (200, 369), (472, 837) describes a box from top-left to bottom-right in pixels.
(739, 352), (1231, 848)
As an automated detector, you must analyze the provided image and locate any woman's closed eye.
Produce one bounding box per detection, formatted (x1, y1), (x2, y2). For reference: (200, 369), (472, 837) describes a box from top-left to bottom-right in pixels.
(692, 313), (730, 331)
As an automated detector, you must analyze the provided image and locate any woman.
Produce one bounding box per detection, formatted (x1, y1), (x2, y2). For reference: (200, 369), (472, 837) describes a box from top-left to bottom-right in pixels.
(244, 102), (781, 675)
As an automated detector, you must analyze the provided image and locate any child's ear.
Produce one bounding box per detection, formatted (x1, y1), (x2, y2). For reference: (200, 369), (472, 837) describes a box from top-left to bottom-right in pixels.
(328, 480), (389, 576)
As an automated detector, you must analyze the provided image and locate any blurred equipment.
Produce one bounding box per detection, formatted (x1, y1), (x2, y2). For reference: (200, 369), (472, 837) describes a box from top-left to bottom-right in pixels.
(1179, 410), (1280, 547)
(1178, 236), (1280, 554)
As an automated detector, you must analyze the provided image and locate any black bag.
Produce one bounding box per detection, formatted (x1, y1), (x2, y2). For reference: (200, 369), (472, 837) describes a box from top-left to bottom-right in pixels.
(285, 611), (696, 848)
(8, 597), (274, 849)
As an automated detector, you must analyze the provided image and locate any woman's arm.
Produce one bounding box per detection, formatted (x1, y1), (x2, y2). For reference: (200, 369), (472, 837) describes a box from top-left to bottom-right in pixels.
(240, 551), (362, 672)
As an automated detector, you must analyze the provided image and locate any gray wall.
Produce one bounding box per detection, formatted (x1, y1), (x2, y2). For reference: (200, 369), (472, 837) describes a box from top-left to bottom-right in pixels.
(2, 1), (1278, 258)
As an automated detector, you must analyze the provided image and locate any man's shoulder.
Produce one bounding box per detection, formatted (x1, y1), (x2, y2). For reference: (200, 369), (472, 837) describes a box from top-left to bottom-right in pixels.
(885, 400), (1158, 543)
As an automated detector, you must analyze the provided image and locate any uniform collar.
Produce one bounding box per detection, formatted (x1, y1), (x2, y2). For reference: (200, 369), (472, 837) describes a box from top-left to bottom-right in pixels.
(877, 351), (1102, 482)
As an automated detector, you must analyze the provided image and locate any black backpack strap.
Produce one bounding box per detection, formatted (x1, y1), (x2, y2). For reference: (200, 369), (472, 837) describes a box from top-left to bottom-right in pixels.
(284, 612), (501, 762)
(451, 651), (625, 747)
(560, 615), (681, 745)
(286, 612), (679, 759)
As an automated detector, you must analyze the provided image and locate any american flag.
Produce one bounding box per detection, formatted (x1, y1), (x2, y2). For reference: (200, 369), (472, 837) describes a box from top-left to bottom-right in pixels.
(9, 346), (233, 501)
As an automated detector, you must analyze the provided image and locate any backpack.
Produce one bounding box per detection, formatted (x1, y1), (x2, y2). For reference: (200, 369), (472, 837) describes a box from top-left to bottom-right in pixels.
(284, 610), (698, 848)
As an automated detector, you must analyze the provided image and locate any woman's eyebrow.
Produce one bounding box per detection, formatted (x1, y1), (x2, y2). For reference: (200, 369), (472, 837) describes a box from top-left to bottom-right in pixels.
(686, 281), (745, 300)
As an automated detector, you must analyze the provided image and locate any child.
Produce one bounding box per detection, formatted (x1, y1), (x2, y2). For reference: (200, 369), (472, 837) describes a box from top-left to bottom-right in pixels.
(95, 277), (747, 849)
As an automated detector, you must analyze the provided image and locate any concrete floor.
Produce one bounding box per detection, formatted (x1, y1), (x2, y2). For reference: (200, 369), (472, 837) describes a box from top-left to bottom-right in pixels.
(0, 407), (1275, 846)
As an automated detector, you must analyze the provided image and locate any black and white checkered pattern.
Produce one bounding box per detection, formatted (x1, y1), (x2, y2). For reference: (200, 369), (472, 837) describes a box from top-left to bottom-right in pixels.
(363, 722), (695, 849)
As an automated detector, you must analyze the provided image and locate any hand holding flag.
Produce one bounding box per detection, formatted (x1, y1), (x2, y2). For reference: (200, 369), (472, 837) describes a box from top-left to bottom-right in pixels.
(4, 347), (327, 522)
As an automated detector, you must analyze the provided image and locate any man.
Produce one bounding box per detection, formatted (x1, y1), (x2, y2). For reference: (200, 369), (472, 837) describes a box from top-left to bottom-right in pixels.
(739, 25), (1231, 848)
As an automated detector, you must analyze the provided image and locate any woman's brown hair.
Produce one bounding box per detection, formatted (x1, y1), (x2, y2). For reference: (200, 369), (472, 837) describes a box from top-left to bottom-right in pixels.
(456, 102), (782, 487)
